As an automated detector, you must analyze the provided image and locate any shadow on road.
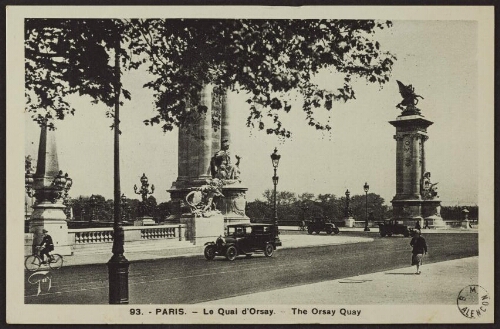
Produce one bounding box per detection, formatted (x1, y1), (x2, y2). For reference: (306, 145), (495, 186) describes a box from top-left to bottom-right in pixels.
(385, 272), (416, 275)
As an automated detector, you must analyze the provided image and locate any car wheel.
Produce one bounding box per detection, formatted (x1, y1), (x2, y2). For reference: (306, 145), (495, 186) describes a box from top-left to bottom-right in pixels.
(225, 246), (237, 261)
(380, 230), (386, 237)
(387, 232), (393, 237)
(264, 243), (274, 257)
(326, 229), (333, 234)
(204, 245), (216, 260)
(334, 228), (340, 234)
(315, 231), (321, 235)
(307, 228), (313, 235)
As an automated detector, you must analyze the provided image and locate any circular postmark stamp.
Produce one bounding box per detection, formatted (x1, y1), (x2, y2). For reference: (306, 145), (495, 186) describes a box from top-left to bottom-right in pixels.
(457, 285), (490, 319)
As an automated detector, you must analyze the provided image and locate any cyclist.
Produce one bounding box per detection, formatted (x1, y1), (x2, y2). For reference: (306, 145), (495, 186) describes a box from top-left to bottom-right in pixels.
(39, 229), (54, 264)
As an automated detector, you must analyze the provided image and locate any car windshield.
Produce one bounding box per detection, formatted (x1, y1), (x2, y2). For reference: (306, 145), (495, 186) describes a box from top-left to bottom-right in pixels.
(227, 226), (251, 237)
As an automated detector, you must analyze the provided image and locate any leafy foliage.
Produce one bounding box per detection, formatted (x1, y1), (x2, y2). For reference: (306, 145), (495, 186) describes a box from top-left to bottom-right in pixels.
(69, 195), (171, 225)
(25, 19), (139, 128)
(247, 189), (391, 224)
(129, 19), (396, 137)
(26, 19), (395, 138)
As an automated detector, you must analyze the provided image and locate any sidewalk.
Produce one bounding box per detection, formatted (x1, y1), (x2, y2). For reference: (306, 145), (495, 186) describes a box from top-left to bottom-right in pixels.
(199, 256), (478, 305)
(62, 232), (374, 267)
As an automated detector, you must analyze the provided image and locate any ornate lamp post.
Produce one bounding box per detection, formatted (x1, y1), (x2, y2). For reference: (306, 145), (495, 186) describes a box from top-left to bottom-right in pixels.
(270, 148), (281, 236)
(25, 165), (35, 224)
(344, 189), (351, 218)
(62, 173), (73, 219)
(89, 194), (99, 226)
(363, 182), (370, 232)
(134, 173), (155, 217)
(121, 193), (128, 221)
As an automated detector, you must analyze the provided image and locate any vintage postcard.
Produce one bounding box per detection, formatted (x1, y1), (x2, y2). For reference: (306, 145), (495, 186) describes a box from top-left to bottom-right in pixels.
(6, 5), (494, 324)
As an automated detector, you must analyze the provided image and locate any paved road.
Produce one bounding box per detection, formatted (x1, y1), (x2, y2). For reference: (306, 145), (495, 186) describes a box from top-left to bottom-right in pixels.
(24, 232), (477, 304)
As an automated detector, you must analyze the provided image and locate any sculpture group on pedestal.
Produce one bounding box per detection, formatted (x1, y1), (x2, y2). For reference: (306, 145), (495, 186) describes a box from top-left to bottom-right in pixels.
(421, 171), (439, 200)
(185, 178), (224, 217)
(209, 140), (242, 182)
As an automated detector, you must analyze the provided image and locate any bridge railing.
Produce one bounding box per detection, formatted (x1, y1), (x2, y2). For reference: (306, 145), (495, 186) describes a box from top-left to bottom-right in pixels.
(68, 224), (186, 245)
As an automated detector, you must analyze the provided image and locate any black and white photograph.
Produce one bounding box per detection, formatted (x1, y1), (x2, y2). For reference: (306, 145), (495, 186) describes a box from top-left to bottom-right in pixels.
(6, 5), (494, 325)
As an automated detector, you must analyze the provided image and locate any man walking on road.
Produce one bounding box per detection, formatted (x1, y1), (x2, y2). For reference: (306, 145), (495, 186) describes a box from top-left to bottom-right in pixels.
(410, 229), (427, 274)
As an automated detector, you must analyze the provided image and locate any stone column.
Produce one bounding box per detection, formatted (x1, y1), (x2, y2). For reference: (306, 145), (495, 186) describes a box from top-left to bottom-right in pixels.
(221, 88), (231, 146)
(29, 124), (71, 255)
(211, 88), (224, 163)
(412, 134), (422, 198)
(177, 126), (189, 181)
(198, 83), (213, 179)
(390, 115), (433, 226)
(394, 134), (404, 196)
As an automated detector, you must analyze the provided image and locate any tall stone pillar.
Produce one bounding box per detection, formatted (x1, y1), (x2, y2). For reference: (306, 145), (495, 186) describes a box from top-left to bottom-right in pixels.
(390, 116), (431, 226)
(198, 84), (213, 179)
(29, 124), (71, 255)
(168, 83), (214, 221)
(221, 89), (231, 145)
(389, 81), (445, 229)
(218, 89), (250, 224)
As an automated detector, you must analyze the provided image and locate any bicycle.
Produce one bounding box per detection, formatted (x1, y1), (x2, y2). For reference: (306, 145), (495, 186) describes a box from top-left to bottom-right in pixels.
(25, 246), (63, 271)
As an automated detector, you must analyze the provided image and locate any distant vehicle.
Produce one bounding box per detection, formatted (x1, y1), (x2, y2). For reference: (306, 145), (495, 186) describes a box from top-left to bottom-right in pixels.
(377, 219), (410, 237)
(307, 217), (340, 235)
(204, 223), (282, 261)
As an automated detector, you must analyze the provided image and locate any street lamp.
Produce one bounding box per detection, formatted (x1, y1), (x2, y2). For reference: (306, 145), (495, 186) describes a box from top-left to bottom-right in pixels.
(134, 173), (155, 217)
(89, 194), (99, 226)
(363, 182), (370, 232)
(344, 189), (351, 218)
(61, 173), (73, 219)
(270, 148), (281, 238)
(121, 193), (128, 221)
(270, 148), (281, 223)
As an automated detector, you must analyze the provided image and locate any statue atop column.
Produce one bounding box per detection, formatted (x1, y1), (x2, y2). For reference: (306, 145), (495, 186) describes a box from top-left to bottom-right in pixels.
(396, 80), (424, 115)
(421, 171), (439, 200)
(210, 139), (241, 182)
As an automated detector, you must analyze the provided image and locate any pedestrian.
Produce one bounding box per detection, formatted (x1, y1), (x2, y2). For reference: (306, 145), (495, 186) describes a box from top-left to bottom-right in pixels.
(39, 229), (54, 264)
(410, 229), (427, 274)
(415, 220), (421, 230)
(424, 219), (429, 229)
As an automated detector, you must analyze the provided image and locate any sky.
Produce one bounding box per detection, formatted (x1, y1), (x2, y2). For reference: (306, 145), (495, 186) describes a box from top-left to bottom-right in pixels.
(24, 20), (479, 207)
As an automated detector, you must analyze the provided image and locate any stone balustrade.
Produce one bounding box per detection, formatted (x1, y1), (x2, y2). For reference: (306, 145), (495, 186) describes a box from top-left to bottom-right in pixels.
(25, 224), (187, 256)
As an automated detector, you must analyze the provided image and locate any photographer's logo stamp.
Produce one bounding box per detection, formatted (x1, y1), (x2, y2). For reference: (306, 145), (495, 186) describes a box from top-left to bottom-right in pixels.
(457, 285), (490, 319)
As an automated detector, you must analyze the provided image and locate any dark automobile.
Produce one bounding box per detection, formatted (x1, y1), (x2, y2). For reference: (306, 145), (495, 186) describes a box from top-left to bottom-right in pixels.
(204, 223), (282, 261)
(377, 219), (410, 237)
(307, 217), (340, 235)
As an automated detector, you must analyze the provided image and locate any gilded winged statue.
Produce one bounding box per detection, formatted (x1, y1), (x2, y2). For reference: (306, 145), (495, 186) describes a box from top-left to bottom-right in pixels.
(396, 80), (424, 112)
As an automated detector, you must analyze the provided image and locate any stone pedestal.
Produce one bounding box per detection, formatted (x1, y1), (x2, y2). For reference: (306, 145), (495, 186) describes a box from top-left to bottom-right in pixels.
(344, 217), (355, 228)
(180, 213), (225, 245)
(134, 216), (155, 226)
(219, 183), (250, 225)
(421, 199), (446, 229)
(28, 125), (71, 256)
(30, 202), (72, 256)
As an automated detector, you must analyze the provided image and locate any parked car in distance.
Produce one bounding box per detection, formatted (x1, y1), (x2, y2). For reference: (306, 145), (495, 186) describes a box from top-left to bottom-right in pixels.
(377, 219), (410, 237)
(204, 223), (282, 261)
(307, 217), (340, 235)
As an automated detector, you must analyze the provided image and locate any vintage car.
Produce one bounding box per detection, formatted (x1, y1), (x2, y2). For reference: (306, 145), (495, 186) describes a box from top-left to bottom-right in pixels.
(307, 217), (340, 235)
(204, 223), (282, 261)
(377, 219), (410, 237)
